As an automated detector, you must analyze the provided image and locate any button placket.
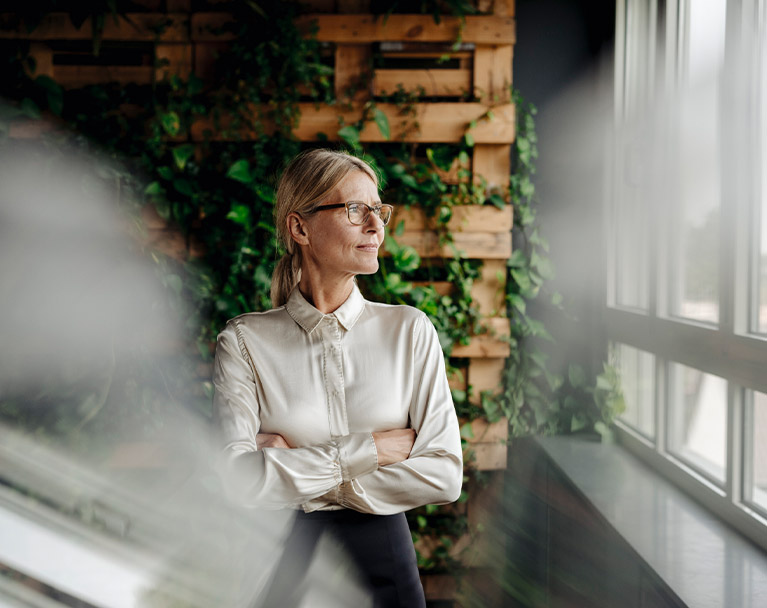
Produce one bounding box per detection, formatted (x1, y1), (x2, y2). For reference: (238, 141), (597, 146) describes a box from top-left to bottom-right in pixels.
(322, 316), (348, 438)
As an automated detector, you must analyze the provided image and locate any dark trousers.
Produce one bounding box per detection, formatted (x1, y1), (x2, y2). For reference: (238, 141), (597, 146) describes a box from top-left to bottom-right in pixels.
(259, 510), (426, 608)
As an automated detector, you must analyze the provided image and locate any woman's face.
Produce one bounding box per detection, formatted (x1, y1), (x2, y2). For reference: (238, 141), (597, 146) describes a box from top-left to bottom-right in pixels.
(295, 170), (384, 281)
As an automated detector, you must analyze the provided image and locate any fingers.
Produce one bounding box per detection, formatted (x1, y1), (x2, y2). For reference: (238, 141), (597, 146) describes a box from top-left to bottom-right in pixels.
(256, 433), (290, 449)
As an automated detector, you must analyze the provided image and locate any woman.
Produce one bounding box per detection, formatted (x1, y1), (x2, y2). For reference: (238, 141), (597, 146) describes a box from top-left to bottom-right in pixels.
(213, 149), (463, 607)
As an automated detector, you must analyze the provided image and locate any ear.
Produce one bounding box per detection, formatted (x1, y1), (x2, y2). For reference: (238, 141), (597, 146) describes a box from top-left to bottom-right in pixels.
(287, 212), (310, 246)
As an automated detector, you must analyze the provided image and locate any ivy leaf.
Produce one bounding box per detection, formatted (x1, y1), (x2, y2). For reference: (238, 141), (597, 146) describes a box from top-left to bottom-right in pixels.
(568, 364), (587, 388)
(227, 203), (251, 225)
(158, 166), (174, 180)
(172, 144), (195, 171)
(144, 181), (164, 197)
(20, 97), (40, 119)
(227, 159), (253, 183)
(373, 108), (390, 140)
(173, 178), (194, 197)
(463, 132), (474, 147)
(160, 111), (181, 136)
(507, 249), (526, 268)
(570, 414), (588, 433)
(459, 421), (474, 439)
(337, 125), (360, 148)
(508, 293), (526, 314)
(35, 75), (63, 116)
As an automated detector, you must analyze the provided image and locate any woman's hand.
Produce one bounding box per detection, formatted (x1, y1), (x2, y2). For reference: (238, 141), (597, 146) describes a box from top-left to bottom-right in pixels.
(257, 433), (291, 449)
(372, 429), (416, 466)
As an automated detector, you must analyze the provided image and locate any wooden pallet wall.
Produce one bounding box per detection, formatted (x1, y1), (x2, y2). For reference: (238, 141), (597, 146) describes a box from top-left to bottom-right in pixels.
(1, 1), (515, 601)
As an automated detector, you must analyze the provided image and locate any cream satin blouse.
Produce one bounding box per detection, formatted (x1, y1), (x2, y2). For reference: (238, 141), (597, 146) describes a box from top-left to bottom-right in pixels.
(213, 284), (463, 514)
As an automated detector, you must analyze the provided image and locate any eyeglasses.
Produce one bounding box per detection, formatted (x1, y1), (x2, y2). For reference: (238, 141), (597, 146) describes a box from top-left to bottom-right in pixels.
(314, 201), (394, 226)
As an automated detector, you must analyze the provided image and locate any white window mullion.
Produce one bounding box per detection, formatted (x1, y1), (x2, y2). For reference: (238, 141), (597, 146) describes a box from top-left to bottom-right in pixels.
(726, 384), (744, 503)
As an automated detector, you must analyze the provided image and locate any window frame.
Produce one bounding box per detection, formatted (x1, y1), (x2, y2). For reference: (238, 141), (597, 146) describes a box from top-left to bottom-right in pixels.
(610, 0), (767, 553)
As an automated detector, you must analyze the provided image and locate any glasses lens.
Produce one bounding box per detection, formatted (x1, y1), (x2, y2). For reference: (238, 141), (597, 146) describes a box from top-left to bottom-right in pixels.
(346, 202), (393, 226)
(347, 203), (367, 224)
(379, 205), (393, 226)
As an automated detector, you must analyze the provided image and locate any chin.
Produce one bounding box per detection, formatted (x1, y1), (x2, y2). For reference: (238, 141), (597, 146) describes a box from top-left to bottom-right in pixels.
(356, 262), (379, 275)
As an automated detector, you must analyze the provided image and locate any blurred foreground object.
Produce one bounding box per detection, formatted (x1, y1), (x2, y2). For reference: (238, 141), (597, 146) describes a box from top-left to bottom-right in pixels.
(0, 138), (369, 607)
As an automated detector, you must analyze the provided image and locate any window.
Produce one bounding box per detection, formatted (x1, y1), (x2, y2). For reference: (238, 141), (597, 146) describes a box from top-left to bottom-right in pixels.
(611, 0), (767, 550)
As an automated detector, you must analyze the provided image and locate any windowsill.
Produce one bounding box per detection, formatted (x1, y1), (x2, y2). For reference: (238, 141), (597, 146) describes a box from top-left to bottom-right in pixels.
(536, 435), (767, 608)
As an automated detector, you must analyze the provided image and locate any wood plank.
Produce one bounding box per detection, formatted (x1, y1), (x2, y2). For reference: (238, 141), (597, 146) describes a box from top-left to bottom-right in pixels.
(190, 102), (515, 144)
(0, 13), (190, 42)
(394, 230), (510, 259)
(300, 0), (337, 11)
(473, 44), (513, 100)
(292, 102), (515, 143)
(471, 258), (507, 316)
(463, 417), (508, 443)
(294, 14), (516, 44)
(493, 0), (516, 17)
(447, 363), (467, 393)
(191, 13), (514, 43)
(8, 120), (58, 139)
(467, 357), (507, 400)
(411, 281), (452, 296)
(391, 205), (513, 233)
(28, 43), (53, 78)
(156, 43), (192, 80)
(337, 0), (372, 11)
(472, 143), (512, 191)
(193, 41), (228, 81)
(166, 0), (192, 10)
(335, 44), (372, 99)
(451, 317), (510, 357)
(421, 574), (457, 601)
(470, 443), (507, 470)
(372, 68), (471, 97)
(54, 65), (154, 87)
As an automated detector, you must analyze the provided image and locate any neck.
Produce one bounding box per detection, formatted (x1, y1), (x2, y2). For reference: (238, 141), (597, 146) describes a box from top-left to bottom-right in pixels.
(298, 272), (355, 314)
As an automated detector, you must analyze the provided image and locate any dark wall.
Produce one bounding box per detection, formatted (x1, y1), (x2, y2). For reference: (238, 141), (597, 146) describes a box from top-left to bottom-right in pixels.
(513, 0), (616, 377)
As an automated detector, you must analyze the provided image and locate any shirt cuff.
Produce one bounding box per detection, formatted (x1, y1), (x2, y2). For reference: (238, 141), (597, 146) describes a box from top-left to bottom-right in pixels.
(336, 432), (378, 482)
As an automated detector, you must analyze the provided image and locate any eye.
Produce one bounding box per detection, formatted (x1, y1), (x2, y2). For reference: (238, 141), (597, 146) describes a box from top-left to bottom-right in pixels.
(347, 203), (361, 212)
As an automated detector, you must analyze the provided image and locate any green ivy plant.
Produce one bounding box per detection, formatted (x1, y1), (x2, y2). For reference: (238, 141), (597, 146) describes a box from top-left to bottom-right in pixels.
(0, 0), (624, 580)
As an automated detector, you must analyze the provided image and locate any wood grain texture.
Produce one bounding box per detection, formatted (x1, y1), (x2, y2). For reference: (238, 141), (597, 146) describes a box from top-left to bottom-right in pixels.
(190, 102), (515, 144)
(373, 68), (471, 97)
(391, 205), (513, 233)
(294, 14), (516, 44)
(0, 13), (189, 42)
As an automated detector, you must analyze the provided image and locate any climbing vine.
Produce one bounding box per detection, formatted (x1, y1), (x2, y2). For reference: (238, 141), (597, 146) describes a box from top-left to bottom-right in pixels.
(0, 0), (623, 580)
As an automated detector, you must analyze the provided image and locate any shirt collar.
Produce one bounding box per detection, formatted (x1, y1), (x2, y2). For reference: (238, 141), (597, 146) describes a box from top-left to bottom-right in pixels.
(285, 283), (366, 334)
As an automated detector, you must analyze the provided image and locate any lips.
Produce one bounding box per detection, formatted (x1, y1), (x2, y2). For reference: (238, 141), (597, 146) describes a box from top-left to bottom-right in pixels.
(356, 243), (380, 252)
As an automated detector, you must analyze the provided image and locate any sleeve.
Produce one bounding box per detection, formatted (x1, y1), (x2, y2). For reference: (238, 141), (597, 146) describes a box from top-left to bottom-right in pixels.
(213, 321), (379, 509)
(334, 313), (464, 515)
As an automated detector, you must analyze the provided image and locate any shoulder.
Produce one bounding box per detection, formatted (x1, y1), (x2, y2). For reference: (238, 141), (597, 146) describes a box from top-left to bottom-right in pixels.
(363, 299), (428, 324)
(361, 300), (434, 338)
(217, 306), (290, 343)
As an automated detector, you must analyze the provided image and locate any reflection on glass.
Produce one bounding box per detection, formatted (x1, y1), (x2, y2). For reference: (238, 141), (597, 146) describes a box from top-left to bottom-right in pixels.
(668, 363), (727, 483)
(750, 391), (767, 511)
(758, 13), (767, 333)
(669, 0), (726, 324)
(615, 185), (651, 311)
(614, 342), (656, 438)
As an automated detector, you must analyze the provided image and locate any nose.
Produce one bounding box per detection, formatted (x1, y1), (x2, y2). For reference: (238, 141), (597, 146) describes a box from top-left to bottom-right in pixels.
(364, 210), (385, 232)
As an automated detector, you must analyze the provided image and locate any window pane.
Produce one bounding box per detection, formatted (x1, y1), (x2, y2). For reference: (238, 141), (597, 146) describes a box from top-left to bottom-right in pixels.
(614, 342), (656, 438)
(614, 180), (651, 310)
(756, 12), (767, 333)
(668, 0), (726, 324)
(748, 391), (767, 511)
(668, 363), (727, 482)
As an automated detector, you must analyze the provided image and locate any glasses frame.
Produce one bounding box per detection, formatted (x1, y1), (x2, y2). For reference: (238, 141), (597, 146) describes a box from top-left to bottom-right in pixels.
(314, 201), (393, 226)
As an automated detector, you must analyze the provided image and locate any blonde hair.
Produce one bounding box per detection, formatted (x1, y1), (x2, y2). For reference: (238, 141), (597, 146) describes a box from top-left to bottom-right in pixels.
(270, 149), (379, 308)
